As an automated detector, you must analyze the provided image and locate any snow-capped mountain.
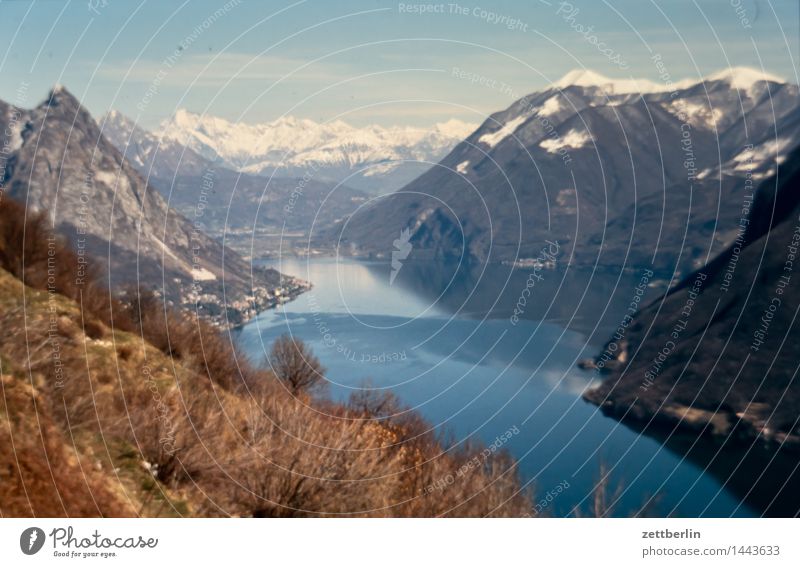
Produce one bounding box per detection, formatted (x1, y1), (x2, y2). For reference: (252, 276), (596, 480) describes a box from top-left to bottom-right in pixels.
(104, 110), (476, 194)
(101, 109), (210, 180)
(332, 67), (800, 275)
(101, 110), (371, 259)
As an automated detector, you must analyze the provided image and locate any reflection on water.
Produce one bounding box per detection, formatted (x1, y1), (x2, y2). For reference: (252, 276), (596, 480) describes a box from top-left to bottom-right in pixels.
(364, 258), (657, 339)
(637, 426), (800, 517)
(237, 257), (796, 517)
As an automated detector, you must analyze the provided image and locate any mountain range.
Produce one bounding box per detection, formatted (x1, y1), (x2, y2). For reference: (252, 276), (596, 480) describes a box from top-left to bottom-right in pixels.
(103, 109), (476, 196)
(328, 67), (800, 276)
(103, 67), (800, 273)
(101, 111), (370, 258)
(0, 86), (306, 326)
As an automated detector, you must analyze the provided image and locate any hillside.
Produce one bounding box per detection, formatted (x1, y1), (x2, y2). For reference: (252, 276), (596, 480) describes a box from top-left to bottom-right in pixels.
(584, 145), (800, 449)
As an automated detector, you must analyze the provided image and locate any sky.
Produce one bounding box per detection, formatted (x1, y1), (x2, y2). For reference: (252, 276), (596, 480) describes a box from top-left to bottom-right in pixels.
(0, 0), (797, 129)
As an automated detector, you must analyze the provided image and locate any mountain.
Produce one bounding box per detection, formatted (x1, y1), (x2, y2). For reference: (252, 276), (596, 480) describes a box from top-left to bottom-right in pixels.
(101, 111), (369, 258)
(329, 67), (800, 275)
(109, 109), (475, 195)
(583, 144), (800, 452)
(0, 86), (307, 326)
(100, 110), (211, 180)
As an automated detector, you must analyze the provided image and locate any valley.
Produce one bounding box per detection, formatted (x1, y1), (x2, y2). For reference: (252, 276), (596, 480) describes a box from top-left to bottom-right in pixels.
(2, 61), (799, 518)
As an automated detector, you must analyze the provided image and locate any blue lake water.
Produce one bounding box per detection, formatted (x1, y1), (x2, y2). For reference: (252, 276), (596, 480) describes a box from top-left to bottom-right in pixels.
(236, 257), (772, 517)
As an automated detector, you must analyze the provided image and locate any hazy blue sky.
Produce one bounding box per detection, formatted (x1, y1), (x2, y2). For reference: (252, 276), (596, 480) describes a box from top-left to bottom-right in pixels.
(0, 0), (797, 128)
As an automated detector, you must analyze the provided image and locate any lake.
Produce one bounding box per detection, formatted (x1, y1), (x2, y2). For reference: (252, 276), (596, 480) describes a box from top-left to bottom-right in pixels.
(236, 257), (794, 517)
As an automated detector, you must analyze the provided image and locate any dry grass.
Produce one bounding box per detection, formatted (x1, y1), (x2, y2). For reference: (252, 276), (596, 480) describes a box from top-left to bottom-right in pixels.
(0, 197), (534, 517)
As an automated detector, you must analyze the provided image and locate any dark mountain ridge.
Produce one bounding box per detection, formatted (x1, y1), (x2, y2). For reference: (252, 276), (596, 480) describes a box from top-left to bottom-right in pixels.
(584, 145), (800, 449)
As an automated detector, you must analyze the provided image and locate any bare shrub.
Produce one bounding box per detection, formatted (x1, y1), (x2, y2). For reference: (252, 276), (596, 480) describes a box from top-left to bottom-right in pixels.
(123, 290), (250, 391)
(268, 334), (326, 395)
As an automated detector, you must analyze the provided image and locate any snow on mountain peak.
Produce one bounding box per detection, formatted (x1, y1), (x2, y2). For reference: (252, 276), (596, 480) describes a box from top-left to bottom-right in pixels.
(172, 108), (197, 127)
(156, 110), (477, 173)
(554, 69), (614, 89)
(433, 118), (476, 138)
(552, 69), (672, 94)
(705, 66), (785, 90)
(104, 109), (136, 127)
(552, 66), (786, 95)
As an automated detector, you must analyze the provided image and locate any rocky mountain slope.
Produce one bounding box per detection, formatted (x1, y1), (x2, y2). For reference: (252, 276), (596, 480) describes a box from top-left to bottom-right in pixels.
(330, 68), (800, 275)
(104, 109), (476, 195)
(584, 145), (800, 449)
(0, 86), (306, 326)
